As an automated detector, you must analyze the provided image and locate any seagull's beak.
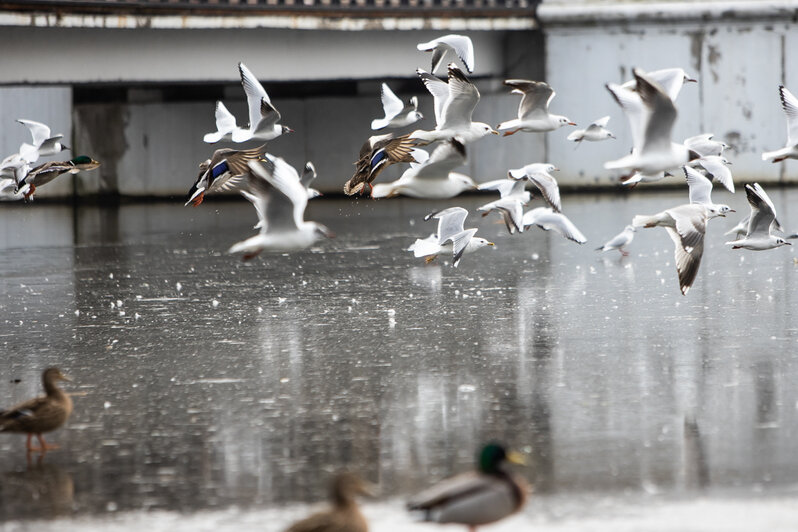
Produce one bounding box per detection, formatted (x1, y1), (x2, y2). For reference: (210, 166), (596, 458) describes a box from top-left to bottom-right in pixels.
(726, 161), (733, 165)
(567, 122), (577, 126)
(487, 242), (495, 247)
(729, 209), (736, 213)
(786, 242), (792, 245)
(553, 167), (560, 172)
(686, 77), (698, 83)
(506, 450), (527, 466)
(610, 134), (617, 139)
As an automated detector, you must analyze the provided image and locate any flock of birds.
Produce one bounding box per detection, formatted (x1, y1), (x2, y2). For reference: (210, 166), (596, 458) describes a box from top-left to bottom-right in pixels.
(190, 34), (796, 296)
(3, 32), (798, 532)
(1, 34), (796, 294)
(0, 119), (100, 201)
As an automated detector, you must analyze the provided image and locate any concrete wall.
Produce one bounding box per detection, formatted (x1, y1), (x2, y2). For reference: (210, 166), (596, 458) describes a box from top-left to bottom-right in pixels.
(541, 16), (798, 186)
(0, 26), (515, 84)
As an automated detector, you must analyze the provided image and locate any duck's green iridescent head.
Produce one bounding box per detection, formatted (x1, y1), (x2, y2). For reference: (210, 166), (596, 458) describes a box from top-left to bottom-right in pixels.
(70, 155), (95, 165)
(478, 443), (526, 474)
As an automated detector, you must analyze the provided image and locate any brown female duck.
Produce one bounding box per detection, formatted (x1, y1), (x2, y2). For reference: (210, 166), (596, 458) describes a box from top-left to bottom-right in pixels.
(0, 368), (73, 452)
(285, 472), (371, 532)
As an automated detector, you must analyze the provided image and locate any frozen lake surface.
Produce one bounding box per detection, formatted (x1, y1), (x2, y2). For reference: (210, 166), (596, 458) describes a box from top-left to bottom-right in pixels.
(1, 189), (798, 530)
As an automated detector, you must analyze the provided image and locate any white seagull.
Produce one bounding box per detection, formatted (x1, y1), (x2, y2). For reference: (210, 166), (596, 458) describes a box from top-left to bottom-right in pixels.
(231, 62), (293, 143)
(726, 183), (792, 251)
(371, 83), (423, 130)
(477, 177), (533, 234)
(632, 203), (724, 295)
(684, 165), (734, 217)
(416, 34), (475, 74)
(477, 178), (531, 204)
(251, 161), (320, 230)
(408, 207), (494, 267)
(17, 119), (69, 163)
(567, 116), (616, 144)
(371, 139), (476, 199)
(522, 207), (587, 244)
(621, 67), (697, 101)
(684, 133), (728, 157)
(596, 225), (636, 256)
(605, 68), (700, 175)
(497, 80), (576, 135)
(228, 157), (334, 260)
(410, 65), (498, 145)
(762, 85), (798, 163)
(508, 163), (562, 212)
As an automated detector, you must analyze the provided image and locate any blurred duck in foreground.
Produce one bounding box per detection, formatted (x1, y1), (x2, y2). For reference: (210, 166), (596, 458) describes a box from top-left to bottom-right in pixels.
(0, 368), (73, 453)
(407, 443), (528, 531)
(285, 471), (372, 532)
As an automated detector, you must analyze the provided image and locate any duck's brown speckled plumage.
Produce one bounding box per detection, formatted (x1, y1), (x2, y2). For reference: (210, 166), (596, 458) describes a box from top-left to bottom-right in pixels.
(285, 472), (371, 532)
(0, 368), (73, 452)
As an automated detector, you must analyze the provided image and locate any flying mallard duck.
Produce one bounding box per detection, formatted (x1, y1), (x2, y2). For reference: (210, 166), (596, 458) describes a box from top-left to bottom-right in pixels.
(18, 156), (100, 200)
(0, 368), (73, 453)
(407, 443), (528, 531)
(284, 472), (372, 532)
(344, 133), (421, 197)
(185, 144), (268, 206)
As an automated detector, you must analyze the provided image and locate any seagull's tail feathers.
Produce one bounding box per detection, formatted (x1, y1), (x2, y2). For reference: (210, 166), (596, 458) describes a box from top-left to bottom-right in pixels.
(228, 235), (265, 260)
(371, 118), (389, 131)
(604, 155), (635, 171)
(762, 148), (790, 162)
(620, 172), (643, 186)
(632, 214), (659, 228)
(497, 119), (520, 132)
(566, 130), (583, 142)
(408, 234), (441, 258)
(203, 132), (223, 144)
(371, 183), (399, 199)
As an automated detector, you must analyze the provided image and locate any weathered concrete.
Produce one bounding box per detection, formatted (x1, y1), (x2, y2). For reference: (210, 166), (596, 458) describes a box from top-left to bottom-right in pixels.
(543, 18), (798, 186)
(0, 26), (518, 84)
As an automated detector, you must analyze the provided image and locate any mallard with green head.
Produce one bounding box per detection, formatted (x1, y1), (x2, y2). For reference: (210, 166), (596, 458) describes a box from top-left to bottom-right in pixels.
(407, 443), (528, 531)
(0, 368), (73, 453)
(285, 472), (372, 532)
(19, 156), (100, 200)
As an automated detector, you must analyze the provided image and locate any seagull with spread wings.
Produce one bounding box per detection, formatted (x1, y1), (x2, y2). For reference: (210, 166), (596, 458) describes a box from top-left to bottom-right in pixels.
(762, 85), (798, 163)
(726, 183), (792, 251)
(228, 156), (334, 260)
(497, 80), (576, 136)
(409, 64), (498, 145)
